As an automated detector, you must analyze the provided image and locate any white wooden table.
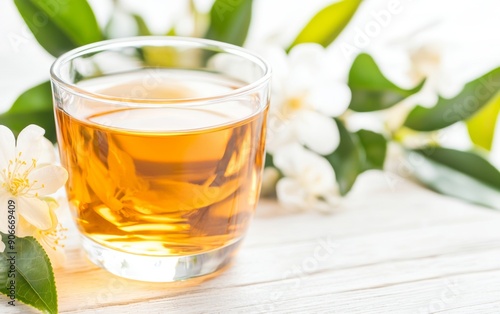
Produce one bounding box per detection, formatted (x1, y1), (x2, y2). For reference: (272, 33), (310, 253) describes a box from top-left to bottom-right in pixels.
(2, 171), (500, 313)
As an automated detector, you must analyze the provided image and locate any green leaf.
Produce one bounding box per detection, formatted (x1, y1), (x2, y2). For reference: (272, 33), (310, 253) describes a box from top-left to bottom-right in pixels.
(466, 93), (500, 151)
(289, 0), (362, 49)
(356, 129), (387, 170)
(264, 152), (274, 168)
(405, 67), (500, 131)
(8, 81), (52, 114)
(132, 14), (152, 36)
(325, 122), (387, 195)
(166, 27), (177, 36)
(348, 53), (425, 112)
(0, 233), (57, 314)
(325, 120), (364, 195)
(205, 0), (253, 46)
(410, 147), (500, 209)
(0, 81), (57, 143)
(14, 0), (102, 57)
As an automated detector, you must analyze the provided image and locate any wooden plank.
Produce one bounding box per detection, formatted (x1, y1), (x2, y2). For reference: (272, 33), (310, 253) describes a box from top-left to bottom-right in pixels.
(1, 172), (500, 313)
(56, 252), (500, 313)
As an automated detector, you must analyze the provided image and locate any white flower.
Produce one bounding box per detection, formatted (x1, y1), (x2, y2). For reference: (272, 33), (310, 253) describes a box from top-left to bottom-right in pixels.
(274, 143), (340, 213)
(263, 43), (352, 156)
(395, 40), (458, 108)
(407, 43), (452, 107)
(0, 125), (68, 233)
(408, 44), (442, 83)
(17, 197), (67, 267)
(346, 44), (453, 134)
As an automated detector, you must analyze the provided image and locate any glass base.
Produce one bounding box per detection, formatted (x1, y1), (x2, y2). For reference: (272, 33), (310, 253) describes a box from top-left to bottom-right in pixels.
(81, 236), (242, 282)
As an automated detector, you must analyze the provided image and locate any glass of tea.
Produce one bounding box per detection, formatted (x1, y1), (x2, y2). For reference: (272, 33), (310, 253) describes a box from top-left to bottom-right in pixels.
(50, 37), (270, 282)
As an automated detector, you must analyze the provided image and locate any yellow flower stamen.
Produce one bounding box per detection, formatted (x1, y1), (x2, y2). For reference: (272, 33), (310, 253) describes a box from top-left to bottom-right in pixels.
(39, 223), (68, 251)
(288, 97), (304, 110)
(283, 94), (309, 117)
(1, 153), (39, 196)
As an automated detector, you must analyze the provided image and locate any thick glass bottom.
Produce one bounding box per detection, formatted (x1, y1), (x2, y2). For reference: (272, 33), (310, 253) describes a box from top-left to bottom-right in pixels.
(81, 236), (242, 282)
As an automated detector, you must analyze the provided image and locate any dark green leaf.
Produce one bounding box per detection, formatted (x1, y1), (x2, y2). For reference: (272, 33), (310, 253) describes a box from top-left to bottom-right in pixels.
(289, 0), (362, 49)
(205, 0), (253, 46)
(325, 122), (387, 195)
(14, 0), (102, 57)
(356, 129), (387, 170)
(0, 81), (56, 143)
(264, 152), (274, 168)
(0, 111), (56, 143)
(466, 93), (500, 151)
(0, 257), (5, 278)
(410, 147), (500, 209)
(261, 153), (282, 198)
(9, 81), (52, 114)
(0, 234), (57, 314)
(325, 120), (364, 195)
(405, 67), (500, 131)
(348, 53), (425, 112)
(415, 147), (500, 187)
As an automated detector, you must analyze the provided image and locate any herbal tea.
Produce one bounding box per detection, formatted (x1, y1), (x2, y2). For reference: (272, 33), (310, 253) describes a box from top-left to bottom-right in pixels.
(56, 69), (268, 256)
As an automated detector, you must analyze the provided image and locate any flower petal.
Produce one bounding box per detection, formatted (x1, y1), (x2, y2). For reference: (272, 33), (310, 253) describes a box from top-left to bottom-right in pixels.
(0, 125), (15, 172)
(35, 224), (67, 268)
(273, 143), (304, 177)
(28, 165), (68, 196)
(323, 190), (342, 208)
(266, 119), (296, 154)
(276, 177), (309, 211)
(273, 144), (336, 195)
(288, 43), (326, 71)
(16, 124), (46, 164)
(300, 157), (336, 195)
(260, 45), (288, 73)
(208, 52), (257, 85)
(283, 44), (330, 94)
(37, 137), (57, 165)
(294, 110), (340, 155)
(313, 198), (339, 214)
(17, 196), (52, 230)
(17, 215), (37, 237)
(248, 44), (288, 87)
(283, 66), (316, 96)
(306, 82), (351, 117)
(0, 192), (12, 233)
(37, 234), (67, 268)
(18, 200), (58, 237)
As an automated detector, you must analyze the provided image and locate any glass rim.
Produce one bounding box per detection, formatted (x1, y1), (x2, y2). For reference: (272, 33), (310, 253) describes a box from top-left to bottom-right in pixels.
(50, 36), (272, 107)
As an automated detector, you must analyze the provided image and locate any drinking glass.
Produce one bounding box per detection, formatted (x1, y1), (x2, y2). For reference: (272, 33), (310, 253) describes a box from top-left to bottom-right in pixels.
(50, 37), (271, 282)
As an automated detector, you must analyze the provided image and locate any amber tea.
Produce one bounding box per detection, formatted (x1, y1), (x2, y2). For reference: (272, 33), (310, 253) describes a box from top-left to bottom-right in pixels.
(57, 70), (267, 255)
(51, 37), (270, 282)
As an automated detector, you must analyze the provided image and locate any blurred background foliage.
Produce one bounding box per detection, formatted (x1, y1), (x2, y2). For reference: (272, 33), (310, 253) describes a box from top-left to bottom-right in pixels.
(3, 0), (500, 210)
